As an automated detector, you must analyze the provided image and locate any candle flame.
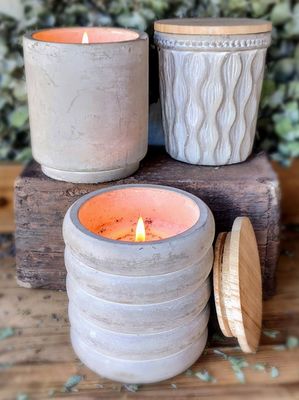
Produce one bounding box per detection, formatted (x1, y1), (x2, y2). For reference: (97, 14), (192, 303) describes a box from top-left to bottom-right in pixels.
(135, 216), (146, 242)
(82, 32), (89, 44)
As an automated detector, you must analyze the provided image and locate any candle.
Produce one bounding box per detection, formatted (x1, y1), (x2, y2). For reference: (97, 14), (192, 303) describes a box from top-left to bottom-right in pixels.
(63, 184), (215, 383)
(135, 216), (146, 242)
(81, 31), (89, 44)
(77, 185), (201, 242)
(23, 27), (148, 183)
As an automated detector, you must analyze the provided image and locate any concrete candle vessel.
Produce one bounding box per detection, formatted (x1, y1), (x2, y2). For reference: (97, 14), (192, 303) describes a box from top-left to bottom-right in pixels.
(154, 18), (272, 166)
(23, 27), (148, 183)
(63, 184), (215, 383)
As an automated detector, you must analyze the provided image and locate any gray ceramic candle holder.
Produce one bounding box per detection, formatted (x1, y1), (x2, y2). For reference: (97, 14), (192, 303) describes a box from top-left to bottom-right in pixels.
(154, 18), (272, 166)
(23, 27), (148, 183)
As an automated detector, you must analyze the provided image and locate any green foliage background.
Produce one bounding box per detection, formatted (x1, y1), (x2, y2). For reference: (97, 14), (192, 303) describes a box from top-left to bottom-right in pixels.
(0, 0), (299, 164)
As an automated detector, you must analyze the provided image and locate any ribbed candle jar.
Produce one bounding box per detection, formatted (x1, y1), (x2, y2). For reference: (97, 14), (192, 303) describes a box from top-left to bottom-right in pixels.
(23, 27), (148, 183)
(154, 18), (272, 166)
(63, 185), (215, 383)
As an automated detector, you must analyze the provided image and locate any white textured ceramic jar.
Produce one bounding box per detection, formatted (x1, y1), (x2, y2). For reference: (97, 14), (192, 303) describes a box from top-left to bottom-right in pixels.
(23, 27), (148, 183)
(63, 184), (215, 383)
(154, 18), (272, 166)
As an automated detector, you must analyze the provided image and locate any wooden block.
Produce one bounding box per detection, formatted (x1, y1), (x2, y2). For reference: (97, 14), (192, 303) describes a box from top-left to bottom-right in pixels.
(272, 160), (299, 225)
(0, 164), (23, 233)
(14, 149), (280, 297)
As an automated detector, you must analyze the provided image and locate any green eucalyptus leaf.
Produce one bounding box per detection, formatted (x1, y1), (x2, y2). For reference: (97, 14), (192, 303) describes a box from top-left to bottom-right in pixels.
(263, 329), (280, 338)
(270, 2), (292, 26)
(0, 97), (7, 110)
(65, 4), (89, 15)
(284, 5), (299, 38)
(227, 0), (247, 13)
(16, 394), (29, 400)
(268, 85), (286, 108)
(251, 0), (275, 18)
(234, 369), (246, 383)
(274, 58), (296, 82)
(0, 39), (8, 57)
(270, 366), (279, 378)
(286, 335), (299, 349)
(0, 74), (12, 89)
(287, 81), (299, 100)
(261, 79), (276, 98)
(279, 141), (299, 157)
(122, 384), (140, 392)
(63, 375), (83, 392)
(13, 82), (27, 102)
(0, 327), (15, 340)
(117, 11), (147, 30)
(15, 147), (32, 163)
(284, 101), (299, 123)
(0, 146), (11, 160)
(275, 117), (293, 137)
(195, 370), (216, 383)
(140, 8), (156, 21)
(9, 106), (29, 128)
(253, 362), (267, 371)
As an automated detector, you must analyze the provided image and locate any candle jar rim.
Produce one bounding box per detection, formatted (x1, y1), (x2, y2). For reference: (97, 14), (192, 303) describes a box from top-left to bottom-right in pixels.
(24, 27), (146, 45)
(70, 184), (209, 246)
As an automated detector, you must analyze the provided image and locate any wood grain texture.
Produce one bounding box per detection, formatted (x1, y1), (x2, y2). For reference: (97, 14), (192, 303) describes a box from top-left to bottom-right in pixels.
(14, 149), (280, 297)
(0, 164), (23, 233)
(1, 228), (298, 400)
(154, 18), (272, 35)
(214, 218), (262, 353)
(272, 160), (299, 224)
(213, 232), (233, 337)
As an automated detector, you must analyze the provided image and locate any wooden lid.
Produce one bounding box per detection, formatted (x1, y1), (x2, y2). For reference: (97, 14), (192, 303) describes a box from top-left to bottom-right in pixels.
(213, 217), (262, 353)
(154, 18), (272, 35)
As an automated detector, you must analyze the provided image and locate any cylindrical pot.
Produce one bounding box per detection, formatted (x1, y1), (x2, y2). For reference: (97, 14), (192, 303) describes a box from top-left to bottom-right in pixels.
(154, 18), (272, 166)
(63, 184), (215, 383)
(23, 27), (148, 183)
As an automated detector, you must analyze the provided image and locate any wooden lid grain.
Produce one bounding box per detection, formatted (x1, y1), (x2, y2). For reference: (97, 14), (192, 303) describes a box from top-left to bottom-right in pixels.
(213, 217), (262, 353)
(154, 18), (272, 35)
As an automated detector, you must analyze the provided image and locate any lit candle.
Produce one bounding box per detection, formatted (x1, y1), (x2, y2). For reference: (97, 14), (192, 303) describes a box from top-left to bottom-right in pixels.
(82, 31), (89, 44)
(135, 217), (145, 242)
(63, 184), (215, 383)
(23, 27), (148, 183)
(76, 186), (201, 242)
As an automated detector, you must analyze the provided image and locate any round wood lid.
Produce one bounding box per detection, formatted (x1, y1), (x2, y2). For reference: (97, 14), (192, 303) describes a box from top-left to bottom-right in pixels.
(213, 217), (262, 353)
(154, 18), (272, 35)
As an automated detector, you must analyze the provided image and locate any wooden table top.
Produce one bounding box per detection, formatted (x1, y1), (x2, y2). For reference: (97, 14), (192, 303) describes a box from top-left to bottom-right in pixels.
(1, 159), (299, 399)
(0, 226), (299, 400)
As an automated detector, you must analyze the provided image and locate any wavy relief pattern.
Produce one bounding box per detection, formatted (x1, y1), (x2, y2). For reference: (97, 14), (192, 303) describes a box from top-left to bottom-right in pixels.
(158, 48), (267, 165)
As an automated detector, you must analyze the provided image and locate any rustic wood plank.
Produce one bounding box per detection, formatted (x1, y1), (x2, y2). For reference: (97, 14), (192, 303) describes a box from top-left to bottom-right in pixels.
(0, 164), (23, 233)
(272, 160), (299, 225)
(14, 149), (280, 298)
(0, 228), (298, 400)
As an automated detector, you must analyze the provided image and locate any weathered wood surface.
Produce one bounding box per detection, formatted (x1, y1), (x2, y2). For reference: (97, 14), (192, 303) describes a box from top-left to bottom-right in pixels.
(273, 160), (299, 225)
(0, 164), (23, 233)
(15, 149), (280, 297)
(1, 227), (298, 399)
